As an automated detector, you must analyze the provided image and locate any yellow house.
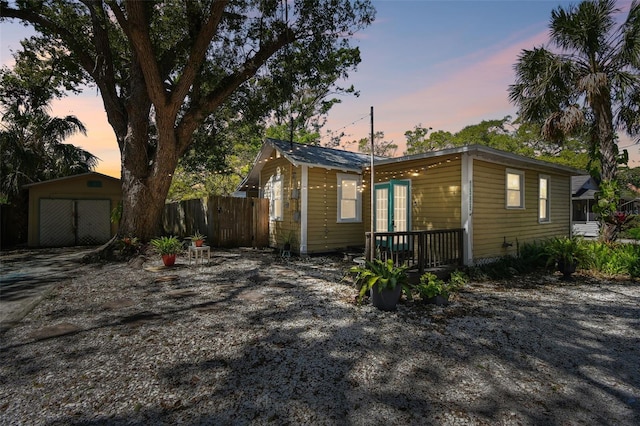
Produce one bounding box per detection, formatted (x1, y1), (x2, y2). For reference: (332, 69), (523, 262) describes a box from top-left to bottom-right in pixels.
(239, 139), (373, 254)
(366, 145), (583, 265)
(25, 172), (121, 247)
(240, 141), (583, 265)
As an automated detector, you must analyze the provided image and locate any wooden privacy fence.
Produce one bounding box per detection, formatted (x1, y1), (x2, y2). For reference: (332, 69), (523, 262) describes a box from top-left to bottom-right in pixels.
(365, 229), (464, 273)
(163, 196), (269, 248)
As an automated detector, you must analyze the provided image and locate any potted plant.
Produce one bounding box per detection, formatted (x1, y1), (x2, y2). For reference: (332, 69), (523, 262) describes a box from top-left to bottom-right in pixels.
(150, 235), (183, 266)
(190, 230), (206, 247)
(413, 271), (467, 305)
(544, 235), (590, 280)
(282, 231), (295, 252)
(350, 258), (409, 311)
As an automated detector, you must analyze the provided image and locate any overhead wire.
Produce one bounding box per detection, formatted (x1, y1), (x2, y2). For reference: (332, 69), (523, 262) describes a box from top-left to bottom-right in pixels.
(321, 112), (371, 144)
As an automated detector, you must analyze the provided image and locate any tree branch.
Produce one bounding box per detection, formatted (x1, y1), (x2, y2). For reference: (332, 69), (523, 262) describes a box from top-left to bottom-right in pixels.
(171, 0), (228, 111)
(1, 4), (96, 79)
(81, 0), (127, 136)
(176, 28), (294, 154)
(122, 0), (167, 108)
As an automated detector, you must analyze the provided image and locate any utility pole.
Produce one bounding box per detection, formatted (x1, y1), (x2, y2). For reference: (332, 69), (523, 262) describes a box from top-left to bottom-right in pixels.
(370, 106), (375, 261)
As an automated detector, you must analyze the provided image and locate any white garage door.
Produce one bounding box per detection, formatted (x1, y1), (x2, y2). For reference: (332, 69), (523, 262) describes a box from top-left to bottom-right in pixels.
(39, 199), (111, 246)
(76, 200), (111, 245)
(40, 199), (75, 247)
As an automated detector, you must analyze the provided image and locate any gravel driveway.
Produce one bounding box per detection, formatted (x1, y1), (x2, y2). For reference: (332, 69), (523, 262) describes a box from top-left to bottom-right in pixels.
(0, 248), (638, 425)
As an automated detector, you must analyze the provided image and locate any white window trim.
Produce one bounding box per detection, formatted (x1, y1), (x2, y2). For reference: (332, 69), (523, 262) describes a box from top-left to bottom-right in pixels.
(506, 169), (525, 209)
(337, 173), (362, 223)
(269, 175), (283, 221)
(539, 174), (551, 223)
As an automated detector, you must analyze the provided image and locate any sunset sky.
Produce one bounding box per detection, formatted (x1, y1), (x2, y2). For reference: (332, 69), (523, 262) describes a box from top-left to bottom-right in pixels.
(2, 0), (638, 178)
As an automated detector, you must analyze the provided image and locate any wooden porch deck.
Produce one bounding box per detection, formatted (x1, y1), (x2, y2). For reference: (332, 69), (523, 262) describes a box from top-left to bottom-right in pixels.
(365, 229), (464, 276)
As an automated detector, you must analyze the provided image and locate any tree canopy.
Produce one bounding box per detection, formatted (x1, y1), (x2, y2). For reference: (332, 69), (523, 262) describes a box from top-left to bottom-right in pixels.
(509, 0), (640, 241)
(0, 0), (375, 241)
(0, 67), (97, 204)
(402, 117), (591, 170)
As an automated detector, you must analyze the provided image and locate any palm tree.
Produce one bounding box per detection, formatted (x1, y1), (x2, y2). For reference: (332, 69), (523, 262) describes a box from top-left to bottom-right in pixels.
(1, 106), (98, 201)
(509, 0), (640, 242)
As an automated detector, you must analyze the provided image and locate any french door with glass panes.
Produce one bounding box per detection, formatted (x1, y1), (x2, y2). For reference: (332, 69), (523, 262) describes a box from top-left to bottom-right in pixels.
(374, 180), (410, 249)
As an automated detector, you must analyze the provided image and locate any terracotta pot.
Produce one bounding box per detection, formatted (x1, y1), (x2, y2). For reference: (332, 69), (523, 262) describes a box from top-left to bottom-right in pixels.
(162, 254), (176, 266)
(194, 239), (204, 247)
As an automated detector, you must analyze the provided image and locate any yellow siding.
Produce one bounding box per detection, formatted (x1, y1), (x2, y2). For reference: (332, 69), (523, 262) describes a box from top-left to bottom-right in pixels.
(472, 160), (571, 261)
(305, 167), (365, 254)
(260, 152), (301, 250)
(363, 154), (462, 231)
(260, 148), (573, 260)
(260, 150), (364, 253)
(27, 174), (121, 246)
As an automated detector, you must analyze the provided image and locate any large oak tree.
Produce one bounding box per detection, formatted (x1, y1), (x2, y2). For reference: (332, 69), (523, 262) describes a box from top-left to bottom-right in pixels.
(1, 0), (374, 241)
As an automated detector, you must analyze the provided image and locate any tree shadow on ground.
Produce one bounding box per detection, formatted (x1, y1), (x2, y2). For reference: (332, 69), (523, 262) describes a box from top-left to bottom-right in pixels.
(0, 252), (638, 425)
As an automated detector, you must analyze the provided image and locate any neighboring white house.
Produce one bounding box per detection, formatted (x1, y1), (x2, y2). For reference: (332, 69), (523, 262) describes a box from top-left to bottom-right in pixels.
(572, 175), (640, 237)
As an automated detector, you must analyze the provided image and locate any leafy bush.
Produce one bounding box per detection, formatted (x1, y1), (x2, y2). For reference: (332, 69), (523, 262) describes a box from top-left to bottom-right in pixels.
(586, 241), (640, 277)
(623, 227), (640, 240)
(543, 236), (592, 270)
(115, 236), (141, 259)
(349, 259), (409, 303)
(410, 270), (468, 300)
(468, 237), (639, 280)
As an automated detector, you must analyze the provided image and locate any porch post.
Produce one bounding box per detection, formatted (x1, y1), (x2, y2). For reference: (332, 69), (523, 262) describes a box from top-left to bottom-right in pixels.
(300, 165), (308, 254)
(461, 152), (473, 265)
(369, 106), (375, 261)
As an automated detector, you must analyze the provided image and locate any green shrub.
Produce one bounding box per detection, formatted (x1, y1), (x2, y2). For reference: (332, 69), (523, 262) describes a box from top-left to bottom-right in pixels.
(349, 258), (409, 303)
(543, 236), (591, 270)
(584, 240), (640, 277)
(411, 270), (468, 300)
(624, 227), (640, 240)
(150, 235), (183, 255)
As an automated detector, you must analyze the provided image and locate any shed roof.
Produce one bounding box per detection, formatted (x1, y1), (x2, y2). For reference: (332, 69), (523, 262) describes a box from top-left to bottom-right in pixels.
(23, 172), (120, 189)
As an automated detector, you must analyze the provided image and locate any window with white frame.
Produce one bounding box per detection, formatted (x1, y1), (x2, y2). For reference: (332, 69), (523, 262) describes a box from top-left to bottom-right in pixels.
(506, 169), (525, 209)
(337, 174), (362, 222)
(268, 175), (283, 220)
(539, 175), (550, 222)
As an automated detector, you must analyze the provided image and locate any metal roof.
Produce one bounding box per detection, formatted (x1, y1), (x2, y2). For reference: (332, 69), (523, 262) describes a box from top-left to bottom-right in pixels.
(238, 138), (380, 190)
(377, 144), (586, 176)
(267, 138), (374, 170)
(238, 141), (587, 192)
(572, 175), (598, 199)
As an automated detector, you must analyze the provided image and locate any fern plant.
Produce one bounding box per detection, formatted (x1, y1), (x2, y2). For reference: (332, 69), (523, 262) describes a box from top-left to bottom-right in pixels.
(350, 258), (409, 303)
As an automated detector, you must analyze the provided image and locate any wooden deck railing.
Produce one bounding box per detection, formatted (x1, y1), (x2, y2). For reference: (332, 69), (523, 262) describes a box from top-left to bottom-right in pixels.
(365, 229), (464, 273)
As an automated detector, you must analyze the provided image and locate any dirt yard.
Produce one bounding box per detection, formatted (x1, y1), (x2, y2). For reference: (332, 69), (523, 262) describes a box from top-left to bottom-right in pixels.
(0, 248), (638, 425)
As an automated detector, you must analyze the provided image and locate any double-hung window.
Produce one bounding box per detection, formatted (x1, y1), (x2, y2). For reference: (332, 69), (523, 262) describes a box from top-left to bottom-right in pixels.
(337, 174), (362, 222)
(268, 175), (283, 220)
(539, 175), (550, 222)
(506, 169), (525, 209)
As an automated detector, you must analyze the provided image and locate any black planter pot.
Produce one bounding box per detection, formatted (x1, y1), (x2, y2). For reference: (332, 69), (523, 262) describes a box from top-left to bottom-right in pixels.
(557, 259), (577, 281)
(424, 294), (450, 306)
(370, 283), (402, 311)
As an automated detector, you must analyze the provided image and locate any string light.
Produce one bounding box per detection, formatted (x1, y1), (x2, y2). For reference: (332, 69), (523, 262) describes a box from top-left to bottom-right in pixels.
(320, 113), (371, 143)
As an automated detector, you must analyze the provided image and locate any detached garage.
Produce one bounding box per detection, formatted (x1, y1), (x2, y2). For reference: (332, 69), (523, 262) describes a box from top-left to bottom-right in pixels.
(25, 172), (121, 247)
